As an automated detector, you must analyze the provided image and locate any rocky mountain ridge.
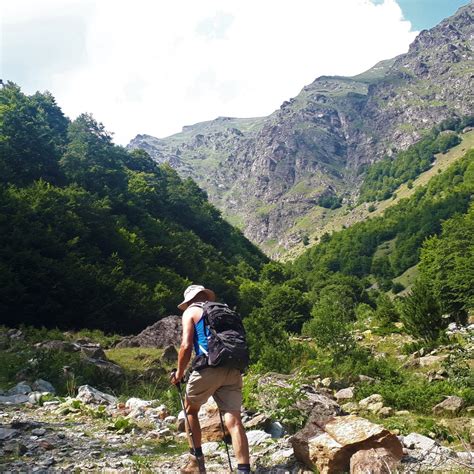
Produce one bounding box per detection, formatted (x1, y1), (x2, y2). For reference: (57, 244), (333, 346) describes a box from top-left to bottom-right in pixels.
(129, 3), (473, 256)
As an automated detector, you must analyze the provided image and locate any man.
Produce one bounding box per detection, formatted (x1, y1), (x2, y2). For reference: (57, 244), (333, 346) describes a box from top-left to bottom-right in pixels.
(170, 284), (251, 474)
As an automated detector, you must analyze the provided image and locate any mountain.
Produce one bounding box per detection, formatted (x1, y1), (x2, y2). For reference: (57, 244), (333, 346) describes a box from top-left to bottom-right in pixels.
(128, 3), (473, 256)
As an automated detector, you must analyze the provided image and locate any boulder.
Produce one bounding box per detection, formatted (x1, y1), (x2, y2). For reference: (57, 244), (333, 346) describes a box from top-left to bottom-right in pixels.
(246, 430), (271, 446)
(418, 354), (448, 367)
(377, 406), (393, 418)
(197, 398), (230, 443)
(79, 344), (107, 360)
(292, 415), (403, 473)
(6, 382), (32, 395)
(402, 432), (436, 451)
(32, 379), (56, 394)
(115, 315), (182, 348)
(341, 402), (359, 414)
(335, 387), (355, 402)
(161, 345), (178, 364)
(359, 394), (384, 413)
(76, 385), (117, 405)
(432, 395), (465, 415)
(0, 394), (29, 404)
(350, 446), (401, 474)
(83, 357), (124, 378)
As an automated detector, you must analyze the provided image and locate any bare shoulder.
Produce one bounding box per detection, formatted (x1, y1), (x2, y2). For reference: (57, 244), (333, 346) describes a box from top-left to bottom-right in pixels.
(182, 305), (203, 324)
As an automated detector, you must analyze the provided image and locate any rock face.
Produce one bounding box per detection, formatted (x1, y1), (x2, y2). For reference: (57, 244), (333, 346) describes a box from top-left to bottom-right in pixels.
(292, 415), (403, 474)
(116, 316), (182, 348)
(128, 4), (474, 255)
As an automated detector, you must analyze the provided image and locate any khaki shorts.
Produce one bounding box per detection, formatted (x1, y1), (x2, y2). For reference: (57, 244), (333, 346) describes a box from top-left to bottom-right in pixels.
(186, 366), (243, 413)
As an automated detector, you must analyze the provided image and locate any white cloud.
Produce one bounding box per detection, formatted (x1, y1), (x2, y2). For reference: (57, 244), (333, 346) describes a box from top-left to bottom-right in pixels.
(2, 0), (417, 144)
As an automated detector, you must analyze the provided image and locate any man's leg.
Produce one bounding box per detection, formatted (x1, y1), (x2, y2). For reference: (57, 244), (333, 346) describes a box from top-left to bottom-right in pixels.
(181, 399), (205, 473)
(184, 398), (202, 450)
(224, 410), (250, 464)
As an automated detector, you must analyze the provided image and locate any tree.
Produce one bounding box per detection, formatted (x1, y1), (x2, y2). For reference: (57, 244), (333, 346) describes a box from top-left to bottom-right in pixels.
(400, 280), (444, 341)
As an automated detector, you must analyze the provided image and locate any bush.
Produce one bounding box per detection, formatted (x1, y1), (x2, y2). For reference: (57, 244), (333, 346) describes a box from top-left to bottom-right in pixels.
(400, 280), (444, 341)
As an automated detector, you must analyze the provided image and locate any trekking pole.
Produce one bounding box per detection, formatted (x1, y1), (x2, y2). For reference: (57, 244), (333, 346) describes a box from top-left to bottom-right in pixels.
(218, 409), (233, 472)
(171, 369), (197, 454)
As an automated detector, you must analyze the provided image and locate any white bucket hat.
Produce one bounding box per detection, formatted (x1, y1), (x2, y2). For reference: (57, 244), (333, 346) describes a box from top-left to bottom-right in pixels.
(178, 284), (216, 311)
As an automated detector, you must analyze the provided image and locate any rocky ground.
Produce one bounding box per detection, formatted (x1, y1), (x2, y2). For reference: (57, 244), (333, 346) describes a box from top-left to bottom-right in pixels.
(1, 378), (472, 473)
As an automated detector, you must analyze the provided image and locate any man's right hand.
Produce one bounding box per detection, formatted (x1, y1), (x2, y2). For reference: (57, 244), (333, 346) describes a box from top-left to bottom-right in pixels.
(170, 370), (183, 385)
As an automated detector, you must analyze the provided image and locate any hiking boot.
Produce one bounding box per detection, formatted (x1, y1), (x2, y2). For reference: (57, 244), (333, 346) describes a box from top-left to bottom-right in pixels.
(180, 454), (206, 474)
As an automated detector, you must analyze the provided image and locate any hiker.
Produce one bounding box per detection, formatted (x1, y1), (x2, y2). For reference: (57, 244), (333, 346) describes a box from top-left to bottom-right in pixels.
(170, 284), (251, 474)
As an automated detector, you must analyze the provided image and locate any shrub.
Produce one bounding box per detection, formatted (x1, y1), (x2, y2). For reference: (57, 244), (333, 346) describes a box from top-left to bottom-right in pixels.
(400, 280), (444, 341)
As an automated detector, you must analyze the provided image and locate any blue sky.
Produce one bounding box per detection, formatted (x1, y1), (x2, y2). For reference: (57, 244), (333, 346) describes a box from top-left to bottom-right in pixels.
(394, 0), (468, 30)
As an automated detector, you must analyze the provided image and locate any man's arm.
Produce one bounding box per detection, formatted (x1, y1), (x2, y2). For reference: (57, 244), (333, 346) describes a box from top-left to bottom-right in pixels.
(171, 308), (197, 384)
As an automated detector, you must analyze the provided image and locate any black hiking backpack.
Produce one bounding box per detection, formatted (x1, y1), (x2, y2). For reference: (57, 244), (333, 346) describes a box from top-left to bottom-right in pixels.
(198, 301), (250, 371)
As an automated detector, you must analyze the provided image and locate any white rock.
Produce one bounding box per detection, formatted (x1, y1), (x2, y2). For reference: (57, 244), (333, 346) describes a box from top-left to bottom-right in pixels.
(335, 387), (355, 401)
(164, 415), (177, 425)
(402, 433), (436, 451)
(76, 385), (117, 406)
(246, 430), (271, 446)
(202, 441), (220, 456)
(125, 397), (152, 411)
(321, 377), (332, 387)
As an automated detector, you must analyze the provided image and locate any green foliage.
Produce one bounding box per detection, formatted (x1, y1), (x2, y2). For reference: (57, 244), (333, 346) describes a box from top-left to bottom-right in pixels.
(375, 293), (400, 325)
(0, 84), (266, 332)
(357, 376), (468, 414)
(109, 417), (136, 434)
(358, 117), (468, 203)
(400, 280), (445, 341)
(418, 202), (474, 321)
(317, 193), (342, 209)
(302, 294), (355, 358)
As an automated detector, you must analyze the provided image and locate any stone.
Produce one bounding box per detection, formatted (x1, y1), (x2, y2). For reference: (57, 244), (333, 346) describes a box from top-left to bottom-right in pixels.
(358, 375), (376, 385)
(201, 441), (220, 456)
(246, 430), (271, 446)
(0, 394), (29, 404)
(292, 415), (403, 473)
(76, 385), (117, 406)
(395, 410), (410, 416)
(350, 446), (401, 474)
(7, 382), (32, 395)
(359, 394), (384, 413)
(243, 413), (270, 430)
(125, 397), (153, 411)
(341, 402), (359, 414)
(335, 387), (355, 402)
(32, 379), (56, 394)
(79, 344), (107, 360)
(268, 421), (285, 438)
(164, 415), (177, 425)
(200, 410), (230, 443)
(115, 316), (182, 348)
(377, 406), (393, 418)
(161, 345), (178, 364)
(321, 377), (332, 387)
(83, 357), (124, 378)
(31, 427), (47, 436)
(0, 427), (19, 441)
(402, 432), (436, 451)
(418, 354), (448, 367)
(432, 395), (465, 415)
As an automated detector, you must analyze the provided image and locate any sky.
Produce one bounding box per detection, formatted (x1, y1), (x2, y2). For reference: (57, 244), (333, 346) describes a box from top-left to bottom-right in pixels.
(1, 0), (469, 144)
